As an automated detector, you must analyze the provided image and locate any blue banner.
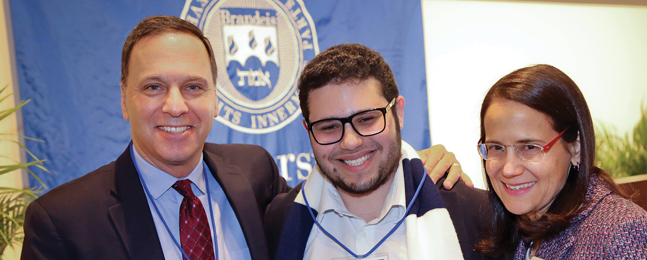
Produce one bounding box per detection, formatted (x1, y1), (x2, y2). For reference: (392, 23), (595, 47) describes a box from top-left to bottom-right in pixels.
(10, 0), (430, 190)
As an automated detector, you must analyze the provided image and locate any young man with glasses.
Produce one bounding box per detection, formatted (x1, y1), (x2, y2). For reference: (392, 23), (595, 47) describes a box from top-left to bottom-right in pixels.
(264, 44), (496, 260)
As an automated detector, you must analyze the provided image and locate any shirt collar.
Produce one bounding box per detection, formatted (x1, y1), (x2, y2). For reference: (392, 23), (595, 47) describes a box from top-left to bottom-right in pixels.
(133, 147), (206, 199)
(316, 148), (408, 224)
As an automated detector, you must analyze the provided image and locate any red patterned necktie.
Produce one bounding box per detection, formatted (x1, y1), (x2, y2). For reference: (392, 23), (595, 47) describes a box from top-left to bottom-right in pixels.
(172, 180), (216, 260)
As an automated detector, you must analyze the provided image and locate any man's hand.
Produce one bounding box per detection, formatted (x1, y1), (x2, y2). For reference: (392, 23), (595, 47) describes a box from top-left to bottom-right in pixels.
(417, 145), (474, 189)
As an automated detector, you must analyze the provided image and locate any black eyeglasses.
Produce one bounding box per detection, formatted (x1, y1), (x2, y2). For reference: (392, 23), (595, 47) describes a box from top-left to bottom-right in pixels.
(306, 98), (397, 145)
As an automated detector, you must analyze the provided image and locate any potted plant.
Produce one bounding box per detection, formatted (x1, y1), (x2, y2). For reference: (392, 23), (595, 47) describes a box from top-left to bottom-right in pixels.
(596, 106), (647, 209)
(0, 85), (48, 258)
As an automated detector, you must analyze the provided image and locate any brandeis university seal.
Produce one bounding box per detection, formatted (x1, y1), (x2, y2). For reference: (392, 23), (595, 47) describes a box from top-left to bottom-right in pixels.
(181, 0), (319, 134)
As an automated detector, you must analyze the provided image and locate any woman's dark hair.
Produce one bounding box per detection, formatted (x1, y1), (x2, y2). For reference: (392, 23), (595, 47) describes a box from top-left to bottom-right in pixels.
(474, 64), (627, 257)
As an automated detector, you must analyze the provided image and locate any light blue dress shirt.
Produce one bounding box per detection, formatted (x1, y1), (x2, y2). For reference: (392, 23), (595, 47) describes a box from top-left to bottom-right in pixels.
(133, 148), (251, 260)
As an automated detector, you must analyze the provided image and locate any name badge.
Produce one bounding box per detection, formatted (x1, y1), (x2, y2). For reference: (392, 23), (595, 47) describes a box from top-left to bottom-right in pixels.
(333, 252), (389, 260)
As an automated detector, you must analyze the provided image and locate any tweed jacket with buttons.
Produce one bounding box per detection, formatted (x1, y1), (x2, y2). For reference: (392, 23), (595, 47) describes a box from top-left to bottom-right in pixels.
(514, 174), (647, 260)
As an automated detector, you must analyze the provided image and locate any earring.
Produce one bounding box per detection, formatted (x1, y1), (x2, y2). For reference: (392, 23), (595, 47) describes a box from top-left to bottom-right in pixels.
(570, 163), (580, 173)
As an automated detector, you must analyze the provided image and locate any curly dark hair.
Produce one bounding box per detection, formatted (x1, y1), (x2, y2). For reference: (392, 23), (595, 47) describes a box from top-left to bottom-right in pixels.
(298, 43), (399, 122)
(121, 15), (217, 86)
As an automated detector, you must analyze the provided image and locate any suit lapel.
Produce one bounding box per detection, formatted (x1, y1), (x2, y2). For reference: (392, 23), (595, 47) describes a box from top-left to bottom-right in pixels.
(204, 149), (269, 260)
(109, 147), (165, 260)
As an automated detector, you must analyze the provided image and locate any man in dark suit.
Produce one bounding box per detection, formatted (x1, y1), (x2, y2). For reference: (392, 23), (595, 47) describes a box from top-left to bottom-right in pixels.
(22, 143), (288, 260)
(264, 44), (494, 260)
(21, 15), (290, 260)
(21, 16), (465, 260)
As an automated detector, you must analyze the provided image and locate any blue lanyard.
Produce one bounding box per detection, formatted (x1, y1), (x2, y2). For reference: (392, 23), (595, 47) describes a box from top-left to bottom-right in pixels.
(130, 143), (219, 260)
(301, 170), (426, 259)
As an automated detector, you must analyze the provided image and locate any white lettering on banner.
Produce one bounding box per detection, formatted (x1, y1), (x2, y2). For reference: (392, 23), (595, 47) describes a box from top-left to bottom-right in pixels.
(296, 153), (312, 180)
(249, 94), (300, 129)
(220, 10), (278, 26)
(276, 153), (314, 181)
(276, 154), (294, 181)
(284, 0), (314, 50)
(183, 0), (208, 25)
(236, 68), (272, 88)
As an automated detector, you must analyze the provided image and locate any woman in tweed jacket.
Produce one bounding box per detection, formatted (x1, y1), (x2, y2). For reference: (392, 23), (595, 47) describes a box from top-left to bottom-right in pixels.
(474, 64), (647, 260)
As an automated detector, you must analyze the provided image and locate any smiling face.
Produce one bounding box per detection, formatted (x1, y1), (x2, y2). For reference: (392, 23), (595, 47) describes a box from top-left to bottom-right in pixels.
(483, 99), (579, 216)
(121, 32), (217, 177)
(306, 77), (404, 195)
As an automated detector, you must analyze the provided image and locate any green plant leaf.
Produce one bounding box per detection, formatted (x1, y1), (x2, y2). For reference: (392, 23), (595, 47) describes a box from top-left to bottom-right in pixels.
(0, 161), (44, 176)
(10, 140), (46, 166)
(23, 167), (48, 190)
(0, 92), (14, 105)
(0, 134), (45, 143)
(0, 100), (29, 122)
(0, 211), (21, 227)
(0, 155), (19, 164)
(18, 135), (45, 142)
(0, 186), (36, 253)
(633, 106), (647, 151)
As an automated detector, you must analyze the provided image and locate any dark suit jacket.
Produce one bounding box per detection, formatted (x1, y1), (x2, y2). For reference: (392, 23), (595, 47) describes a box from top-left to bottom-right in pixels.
(21, 143), (290, 260)
(264, 174), (499, 260)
